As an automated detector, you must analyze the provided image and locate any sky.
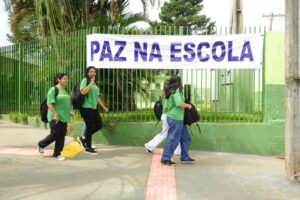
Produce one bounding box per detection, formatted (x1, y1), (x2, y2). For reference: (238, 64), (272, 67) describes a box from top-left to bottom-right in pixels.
(0, 1), (10, 47)
(0, 0), (285, 47)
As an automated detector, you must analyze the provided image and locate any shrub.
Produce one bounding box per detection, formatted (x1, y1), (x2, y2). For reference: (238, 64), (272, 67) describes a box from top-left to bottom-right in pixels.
(9, 113), (19, 123)
(19, 113), (28, 124)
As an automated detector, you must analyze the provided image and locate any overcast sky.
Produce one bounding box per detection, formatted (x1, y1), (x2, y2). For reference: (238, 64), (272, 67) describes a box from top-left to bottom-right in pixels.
(0, 0), (285, 47)
(0, 1), (10, 47)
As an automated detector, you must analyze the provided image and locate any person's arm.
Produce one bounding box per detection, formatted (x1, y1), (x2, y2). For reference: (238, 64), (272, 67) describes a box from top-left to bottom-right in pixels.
(47, 87), (59, 123)
(47, 103), (59, 123)
(97, 97), (109, 112)
(180, 103), (192, 109)
(80, 78), (95, 95)
(173, 90), (192, 109)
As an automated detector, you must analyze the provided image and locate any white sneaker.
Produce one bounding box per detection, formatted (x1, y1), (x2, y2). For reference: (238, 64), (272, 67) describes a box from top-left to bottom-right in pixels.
(144, 144), (152, 154)
(37, 145), (44, 156)
(57, 155), (66, 161)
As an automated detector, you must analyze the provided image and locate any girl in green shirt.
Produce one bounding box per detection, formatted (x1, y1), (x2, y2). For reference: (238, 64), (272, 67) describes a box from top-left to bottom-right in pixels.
(161, 75), (195, 165)
(37, 72), (71, 161)
(77, 66), (108, 155)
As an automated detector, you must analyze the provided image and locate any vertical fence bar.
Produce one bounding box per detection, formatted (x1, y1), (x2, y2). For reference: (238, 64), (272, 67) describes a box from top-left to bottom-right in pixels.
(18, 43), (22, 114)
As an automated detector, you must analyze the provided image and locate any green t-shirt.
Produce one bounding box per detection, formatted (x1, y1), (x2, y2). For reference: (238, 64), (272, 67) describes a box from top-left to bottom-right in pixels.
(166, 89), (185, 120)
(80, 78), (100, 109)
(162, 98), (168, 113)
(47, 87), (71, 123)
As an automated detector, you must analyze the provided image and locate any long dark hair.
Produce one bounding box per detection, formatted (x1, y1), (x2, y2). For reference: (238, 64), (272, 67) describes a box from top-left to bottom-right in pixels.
(85, 66), (97, 84)
(54, 72), (67, 85)
(163, 80), (169, 98)
(165, 75), (183, 99)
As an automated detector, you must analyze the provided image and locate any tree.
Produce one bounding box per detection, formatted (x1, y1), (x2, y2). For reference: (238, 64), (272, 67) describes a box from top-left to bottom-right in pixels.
(4, 0), (159, 41)
(152, 0), (215, 35)
(5, 0), (38, 42)
(3, 0), (161, 113)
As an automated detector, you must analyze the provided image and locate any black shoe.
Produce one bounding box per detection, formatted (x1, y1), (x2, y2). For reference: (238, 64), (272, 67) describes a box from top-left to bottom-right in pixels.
(85, 147), (98, 155)
(161, 160), (176, 166)
(77, 136), (86, 148)
(181, 158), (195, 162)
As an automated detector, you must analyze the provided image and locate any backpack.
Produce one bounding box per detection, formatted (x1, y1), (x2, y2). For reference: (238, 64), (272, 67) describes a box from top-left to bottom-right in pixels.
(40, 87), (58, 123)
(184, 99), (201, 134)
(153, 96), (163, 127)
(71, 82), (85, 109)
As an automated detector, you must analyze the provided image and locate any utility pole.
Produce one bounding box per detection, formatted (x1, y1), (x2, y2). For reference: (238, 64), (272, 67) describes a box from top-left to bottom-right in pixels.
(263, 13), (285, 31)
(285, 0), (300, 183)
(231, 0), (243, 34)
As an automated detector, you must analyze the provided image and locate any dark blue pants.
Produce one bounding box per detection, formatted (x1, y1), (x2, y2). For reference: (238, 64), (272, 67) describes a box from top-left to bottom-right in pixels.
(161, 117), (191, 161)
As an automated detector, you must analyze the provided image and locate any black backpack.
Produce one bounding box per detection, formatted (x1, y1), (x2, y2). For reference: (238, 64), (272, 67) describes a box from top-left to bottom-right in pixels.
(184, 99), (201, 134)
(71, 82), (85, 109)
(153, 96), (163, 127)
(40, 87), (58, 123)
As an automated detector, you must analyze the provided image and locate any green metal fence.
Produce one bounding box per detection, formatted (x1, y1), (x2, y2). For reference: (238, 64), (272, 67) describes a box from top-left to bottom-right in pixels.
(0, 26), (265, 123)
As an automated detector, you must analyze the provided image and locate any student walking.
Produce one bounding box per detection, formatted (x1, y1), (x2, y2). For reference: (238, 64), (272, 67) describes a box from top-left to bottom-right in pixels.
(37, 72), (71, 161)
(77, 66), (108, 155)
(144, 80), (181, 155)
(161, 75), (195, 165)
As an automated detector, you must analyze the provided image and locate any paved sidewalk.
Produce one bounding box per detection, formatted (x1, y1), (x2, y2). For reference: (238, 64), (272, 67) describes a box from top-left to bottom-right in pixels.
(0, 119), (300, 200)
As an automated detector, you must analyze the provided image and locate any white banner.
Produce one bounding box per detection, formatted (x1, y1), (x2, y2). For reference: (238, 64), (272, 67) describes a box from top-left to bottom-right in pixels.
(87, 34), (263, 69)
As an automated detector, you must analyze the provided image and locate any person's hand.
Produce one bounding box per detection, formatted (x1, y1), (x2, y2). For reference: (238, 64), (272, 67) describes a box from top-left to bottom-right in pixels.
(54, 113), (60, 123)
(90, 77), (95, 85)
(188, 104), (192, 109)
(103, 106), (109, 113)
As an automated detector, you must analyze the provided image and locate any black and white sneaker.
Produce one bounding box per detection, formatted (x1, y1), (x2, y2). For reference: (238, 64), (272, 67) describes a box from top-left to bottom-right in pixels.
(144, 144), (152, 154)
(77, 136), (86, 148)
(85, 147), (98, 155)
(161, 160), (176, 166)
(37, 145), (44, 156)
(180, 157), (195, 163)
(56, 155), (66, 161)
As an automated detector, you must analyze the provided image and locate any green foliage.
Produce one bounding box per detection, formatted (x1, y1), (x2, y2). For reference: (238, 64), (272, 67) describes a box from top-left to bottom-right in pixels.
(98, 109), (263, 123)
(5, 0), (38, 42)
(9, 112), (19, 122)
(19, 113), (29, 124)
(152, 0), (215, 35)
(4, 0), (153, 42)
(9, 113), (29, 124)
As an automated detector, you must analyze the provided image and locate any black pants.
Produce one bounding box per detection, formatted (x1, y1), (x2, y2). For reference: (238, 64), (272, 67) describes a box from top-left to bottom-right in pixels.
(38, 121), (67, 157)
(79, 108), (103, 148)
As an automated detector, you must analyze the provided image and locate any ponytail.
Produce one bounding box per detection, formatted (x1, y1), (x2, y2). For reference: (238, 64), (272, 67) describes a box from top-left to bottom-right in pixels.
(54, 72), (67, 85)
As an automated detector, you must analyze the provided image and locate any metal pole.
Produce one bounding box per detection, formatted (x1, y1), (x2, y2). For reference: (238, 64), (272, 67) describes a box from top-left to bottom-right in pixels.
(262, 13), (285, 31)
(285, 0), (300, 183)
(231, 0), (243, 34)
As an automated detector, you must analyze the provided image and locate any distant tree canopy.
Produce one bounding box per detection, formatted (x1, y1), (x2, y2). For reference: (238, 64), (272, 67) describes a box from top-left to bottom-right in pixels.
(4, 0), (162, 42)
(151, 0), (215, 35)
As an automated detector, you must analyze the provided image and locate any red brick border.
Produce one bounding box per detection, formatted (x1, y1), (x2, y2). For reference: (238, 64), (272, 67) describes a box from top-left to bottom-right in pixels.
(146, 148), (177, 200)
